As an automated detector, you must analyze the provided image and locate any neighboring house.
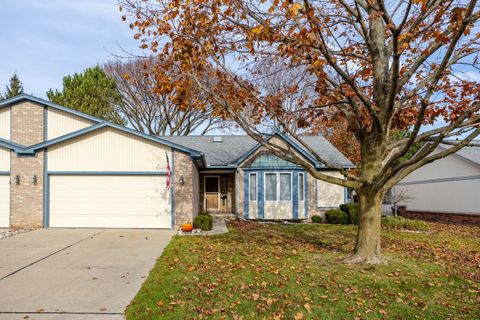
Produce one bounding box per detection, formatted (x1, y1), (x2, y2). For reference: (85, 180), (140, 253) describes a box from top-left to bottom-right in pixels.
(394, 143), (480, 215)
(0, 94), (352, 229)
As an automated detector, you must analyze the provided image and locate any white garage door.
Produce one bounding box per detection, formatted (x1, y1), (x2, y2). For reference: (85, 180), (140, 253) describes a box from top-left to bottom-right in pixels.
(0, 176), (9, 227)
(49, 175), (171, 228)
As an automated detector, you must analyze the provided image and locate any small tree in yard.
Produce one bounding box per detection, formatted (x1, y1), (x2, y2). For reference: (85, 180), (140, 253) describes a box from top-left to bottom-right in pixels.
(121, 0), (480, 264)
(391, 188), (414, 216)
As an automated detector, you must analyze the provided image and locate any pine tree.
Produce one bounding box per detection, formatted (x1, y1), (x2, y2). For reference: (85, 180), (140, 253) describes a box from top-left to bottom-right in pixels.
(47, 66), (125, 125)
(5, 73), (24, 98)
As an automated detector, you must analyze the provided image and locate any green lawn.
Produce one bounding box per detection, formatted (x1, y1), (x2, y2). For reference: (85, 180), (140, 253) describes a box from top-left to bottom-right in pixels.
(126, 221), (480, 320)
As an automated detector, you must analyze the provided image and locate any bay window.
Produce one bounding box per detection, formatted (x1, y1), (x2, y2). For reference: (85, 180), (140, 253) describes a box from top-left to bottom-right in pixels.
(265, 173), (277, 201)
(265, 172), (292, 202)
(299, 173), (304, 201)
(249, 173), (257, 201)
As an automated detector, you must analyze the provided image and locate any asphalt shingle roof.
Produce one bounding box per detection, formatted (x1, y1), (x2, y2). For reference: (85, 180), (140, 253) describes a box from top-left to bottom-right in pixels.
(161, 135), (353, 167)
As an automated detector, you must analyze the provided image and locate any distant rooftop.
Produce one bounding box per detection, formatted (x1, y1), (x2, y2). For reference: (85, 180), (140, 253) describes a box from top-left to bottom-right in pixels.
(440, 143), (480, 166)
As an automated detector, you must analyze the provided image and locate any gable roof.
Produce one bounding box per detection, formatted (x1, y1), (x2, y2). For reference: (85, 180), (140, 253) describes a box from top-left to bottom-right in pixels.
(0, 137), (26, 151)
(0, 94), (205, 159)
(0, 94), (353, 169)
(162, 133), (353, 168)
(439, 143), (480, 167)
(0, 93), (103, 123)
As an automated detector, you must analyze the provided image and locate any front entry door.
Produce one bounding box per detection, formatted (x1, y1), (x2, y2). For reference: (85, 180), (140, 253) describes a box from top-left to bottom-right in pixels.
(205, 176), (220, 211)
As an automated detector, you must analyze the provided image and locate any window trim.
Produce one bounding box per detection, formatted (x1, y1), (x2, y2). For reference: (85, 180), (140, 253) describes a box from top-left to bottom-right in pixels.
(249, 172), (257, 202)
(298, 173), (304, 201)
(264, 172), (292, 203)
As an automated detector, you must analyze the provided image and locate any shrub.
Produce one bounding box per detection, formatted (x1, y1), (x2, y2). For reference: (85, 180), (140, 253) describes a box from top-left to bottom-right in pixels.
(311, 215), (322, 223)
(381, 216), (428, 231)
(340, 203), (359, 225)
(325, 209), (350, 224)
(194, 214), (213, 231)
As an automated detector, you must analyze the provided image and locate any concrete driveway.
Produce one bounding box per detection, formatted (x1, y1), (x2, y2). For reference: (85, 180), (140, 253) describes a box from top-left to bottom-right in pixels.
(0, 229), (174, 320)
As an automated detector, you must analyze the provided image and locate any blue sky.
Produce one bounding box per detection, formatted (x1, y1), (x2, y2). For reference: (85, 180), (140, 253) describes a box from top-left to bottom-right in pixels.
(0, 0), (140, 98)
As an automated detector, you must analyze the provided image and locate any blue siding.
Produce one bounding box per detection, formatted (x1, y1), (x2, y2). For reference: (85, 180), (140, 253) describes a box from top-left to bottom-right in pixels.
(243, 173), (249, 219)
(292, 172), (299, 220)
(43, 149), (49, 228)
(304, 173), (308, 218)
(258, 170), (264, 219)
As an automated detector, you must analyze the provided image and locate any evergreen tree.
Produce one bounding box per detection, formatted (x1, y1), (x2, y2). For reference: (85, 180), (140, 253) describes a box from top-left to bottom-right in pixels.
(5, 73), (24, 98)
(47, 66), (125, 125)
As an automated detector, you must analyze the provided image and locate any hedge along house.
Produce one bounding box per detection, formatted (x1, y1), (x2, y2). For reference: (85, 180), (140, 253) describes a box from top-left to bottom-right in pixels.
(0, 94), (352, 230)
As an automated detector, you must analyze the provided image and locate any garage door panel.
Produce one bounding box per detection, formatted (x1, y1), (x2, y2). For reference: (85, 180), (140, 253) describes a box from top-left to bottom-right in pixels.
(50, 175), (171, 228)
(0, 176), (9, 227)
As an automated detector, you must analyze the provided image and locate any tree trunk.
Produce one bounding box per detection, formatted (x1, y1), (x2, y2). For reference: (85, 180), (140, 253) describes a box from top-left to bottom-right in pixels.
(345, 190), (386, 264)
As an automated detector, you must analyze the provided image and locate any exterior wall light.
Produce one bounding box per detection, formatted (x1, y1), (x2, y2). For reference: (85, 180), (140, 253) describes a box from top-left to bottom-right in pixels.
(179, 175), (184, 185)
(14, 175), (20, 185)
(32, 175), (38, 186)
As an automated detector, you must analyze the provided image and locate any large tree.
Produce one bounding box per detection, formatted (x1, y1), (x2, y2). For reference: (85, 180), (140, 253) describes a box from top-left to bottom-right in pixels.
(4, 73), (24, 99)
(104, 59), (225, 135)
(121, 0), (480, 264)
(47, 66), (125, 125)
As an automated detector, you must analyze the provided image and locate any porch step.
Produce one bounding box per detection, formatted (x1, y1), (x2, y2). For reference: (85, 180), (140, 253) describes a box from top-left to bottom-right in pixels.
(211, 212), (237, 220)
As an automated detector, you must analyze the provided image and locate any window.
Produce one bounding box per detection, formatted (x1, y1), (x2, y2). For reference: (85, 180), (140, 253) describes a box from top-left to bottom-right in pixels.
(264, 172), (292, 202)
(279, 173), (291, 201)
(265, 173), (277, 201)
(249, 173), (257, 201)
(299, 173), (304, 201)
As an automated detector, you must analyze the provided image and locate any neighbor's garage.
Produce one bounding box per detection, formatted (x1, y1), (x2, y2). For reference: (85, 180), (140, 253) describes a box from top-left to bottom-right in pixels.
(46, 127), (172, 229)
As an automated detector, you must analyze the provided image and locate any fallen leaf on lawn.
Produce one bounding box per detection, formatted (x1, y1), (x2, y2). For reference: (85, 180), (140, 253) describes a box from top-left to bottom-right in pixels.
(157, 300), (164, 307)
(304, 303), (312, 314)
(294, 311), (304, 319)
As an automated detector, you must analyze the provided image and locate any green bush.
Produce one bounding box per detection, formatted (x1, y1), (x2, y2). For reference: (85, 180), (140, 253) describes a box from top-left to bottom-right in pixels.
(340, 203), (359, 225)
(325, 209), (350, 224)
(193, 214), (213, 231)
(311, 215), (322, 223)
(381, 216), (429, 231)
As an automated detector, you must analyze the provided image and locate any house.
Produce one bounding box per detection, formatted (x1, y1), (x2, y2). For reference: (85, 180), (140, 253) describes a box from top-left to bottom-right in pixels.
(394, 143), (480, 219)
(0, 94), (352, 229)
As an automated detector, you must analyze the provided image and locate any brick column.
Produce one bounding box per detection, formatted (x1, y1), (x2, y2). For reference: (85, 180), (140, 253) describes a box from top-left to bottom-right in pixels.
(10, 101), (45, 228)
(173, 151), (196, 227)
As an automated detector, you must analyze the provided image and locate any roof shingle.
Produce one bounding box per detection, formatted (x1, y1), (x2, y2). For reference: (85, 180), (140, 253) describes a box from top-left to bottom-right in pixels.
(161, 135), (353, 167)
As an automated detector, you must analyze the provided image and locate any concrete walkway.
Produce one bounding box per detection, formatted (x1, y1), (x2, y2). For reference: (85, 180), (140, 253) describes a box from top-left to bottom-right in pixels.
(0, 228), (173, 320)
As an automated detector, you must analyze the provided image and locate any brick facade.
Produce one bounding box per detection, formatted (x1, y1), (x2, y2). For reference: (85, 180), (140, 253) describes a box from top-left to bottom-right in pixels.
(10, 102), (45, 228)
(401, 211), (480, 226)
(173, 150), (198, 227)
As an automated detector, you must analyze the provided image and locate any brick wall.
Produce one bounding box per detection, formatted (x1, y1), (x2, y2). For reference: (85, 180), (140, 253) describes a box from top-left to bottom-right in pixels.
(10, 151), (44, 228)
(11, 102), (44, 145)
(173, 150), (196, 227)
(10, 102), (45, 228)
(401, 211), (480, 226)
